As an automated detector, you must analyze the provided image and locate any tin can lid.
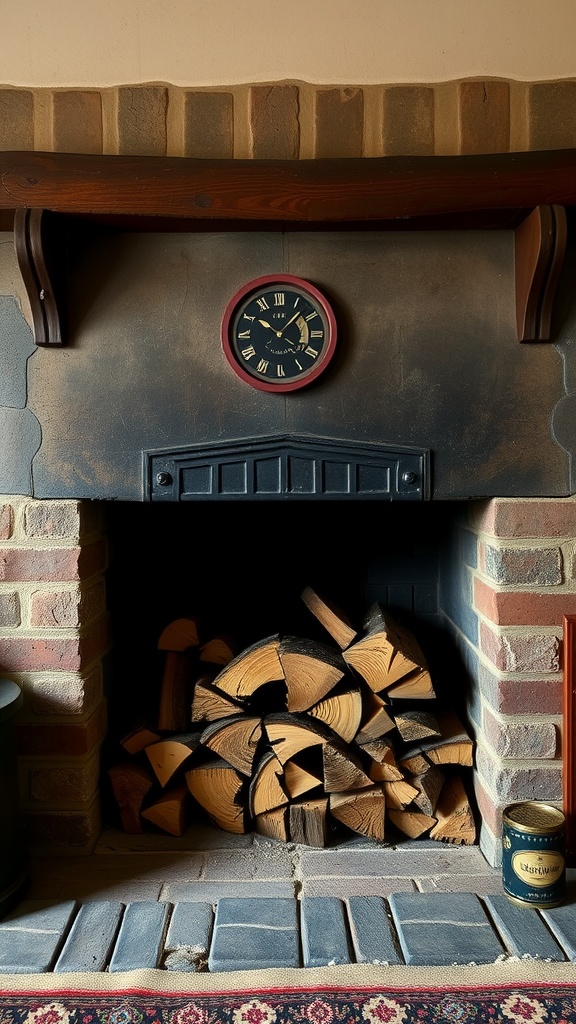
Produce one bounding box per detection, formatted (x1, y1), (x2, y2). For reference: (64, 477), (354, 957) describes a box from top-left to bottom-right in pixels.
(0, 679), (23, 723)
(503, 801), (565, 834)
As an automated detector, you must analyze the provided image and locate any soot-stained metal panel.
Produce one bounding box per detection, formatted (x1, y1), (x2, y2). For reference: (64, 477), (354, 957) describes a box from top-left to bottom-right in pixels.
(23, 228), (570, 500)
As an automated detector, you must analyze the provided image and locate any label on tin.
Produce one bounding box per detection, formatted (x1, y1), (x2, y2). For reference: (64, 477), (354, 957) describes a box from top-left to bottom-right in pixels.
(512, 850), (565, 887)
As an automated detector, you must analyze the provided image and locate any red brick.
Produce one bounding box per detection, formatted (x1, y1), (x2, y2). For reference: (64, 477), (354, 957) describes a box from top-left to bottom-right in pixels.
(31, 666), (103, 717)
(483, 544), (562, 585)
(21, 803), (101, 850)
(0, 616), (109, 673)
(0, 540), (106, 583)
(29, 760), (100, 803)
(482, 706), (558, 759)
(30, 580), (106, 628)
(474, 577), (576, 626)
(473, 774), (504, 836)
(479, 622), (560, 673)
(470, 498), (576, 538)
(24, 501), (82, 538)
(475, 743), (562, 803)
(0, 504), (14, 540)
(0, 591), (20, 626)
(478, 667), (562, 716)
(17, 700), (106, 756)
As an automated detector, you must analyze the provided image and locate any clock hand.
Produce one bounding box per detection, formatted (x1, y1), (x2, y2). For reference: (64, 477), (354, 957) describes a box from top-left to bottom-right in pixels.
(258, 318), (282, 337)
(277, 310), (302, 335)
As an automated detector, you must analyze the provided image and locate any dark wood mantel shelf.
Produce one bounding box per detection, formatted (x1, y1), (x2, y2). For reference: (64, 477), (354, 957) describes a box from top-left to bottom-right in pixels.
(1, 149), (575, 347)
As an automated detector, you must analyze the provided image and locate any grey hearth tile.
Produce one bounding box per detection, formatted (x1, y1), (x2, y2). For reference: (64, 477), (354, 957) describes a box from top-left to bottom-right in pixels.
(54, 901), (124, 972)
(202, 848), (294, 880)
(541, 903), (576, 961)
(417, 875), (503, 895)
(300, 897), (352, 967)
(209, 897), (299, 972)
(484, 894), (566, 961)
(108, 901), (171, 972)
(163, 901), (214, 971)
(0, 900), (78, 973)
(388, 891), (505, 966)
(161, 881), (295, 902)
(347, 896), (403, 964)
(299, 846), (494, 878)
(301, 877), (416, 898)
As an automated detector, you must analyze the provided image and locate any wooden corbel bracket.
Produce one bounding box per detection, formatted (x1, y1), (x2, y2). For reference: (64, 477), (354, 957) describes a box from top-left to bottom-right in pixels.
(4, 149), (576, 347)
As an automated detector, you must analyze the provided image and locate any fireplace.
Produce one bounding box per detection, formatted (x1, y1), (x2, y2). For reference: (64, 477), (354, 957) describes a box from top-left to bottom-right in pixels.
(0, 150), (575, 868)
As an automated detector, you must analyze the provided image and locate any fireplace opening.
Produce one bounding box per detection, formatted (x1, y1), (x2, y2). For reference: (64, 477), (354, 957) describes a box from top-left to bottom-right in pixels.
(100, 499), (477, 848)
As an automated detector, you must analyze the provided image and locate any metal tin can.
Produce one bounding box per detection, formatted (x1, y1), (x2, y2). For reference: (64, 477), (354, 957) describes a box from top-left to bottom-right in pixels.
(502, 802), (566, 908)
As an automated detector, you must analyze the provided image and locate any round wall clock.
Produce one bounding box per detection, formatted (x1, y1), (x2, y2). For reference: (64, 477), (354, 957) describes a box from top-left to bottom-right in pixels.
(221, 274), (337, 392)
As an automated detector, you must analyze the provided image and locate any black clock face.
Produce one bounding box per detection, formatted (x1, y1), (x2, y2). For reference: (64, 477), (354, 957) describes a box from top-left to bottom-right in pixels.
(221, 275), (337, 392)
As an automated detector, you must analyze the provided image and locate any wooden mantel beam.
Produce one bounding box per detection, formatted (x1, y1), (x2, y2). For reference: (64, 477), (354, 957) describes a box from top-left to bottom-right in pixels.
(2, 149), (575, 346)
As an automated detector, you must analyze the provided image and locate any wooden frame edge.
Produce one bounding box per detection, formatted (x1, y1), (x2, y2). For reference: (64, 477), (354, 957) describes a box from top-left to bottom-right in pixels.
(563, 613), (576, 864)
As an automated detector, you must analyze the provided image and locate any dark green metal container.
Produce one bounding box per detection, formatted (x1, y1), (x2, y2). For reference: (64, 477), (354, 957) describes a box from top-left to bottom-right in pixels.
(0, 680), (28, 915)
(502, 801), (566, 908)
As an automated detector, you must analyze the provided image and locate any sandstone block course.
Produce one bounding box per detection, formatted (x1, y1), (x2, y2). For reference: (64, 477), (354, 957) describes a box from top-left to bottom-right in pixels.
(0, 90), (34, 150)
(249, 85), (300, 159)
(52, 91), (103, 154)
(314, 88), (364, 158)
(117, 86), (168, 156)
(383, 86), (435, 156)
(528, 81), (576, 151)
(184, 91), (234, 159)
(458, 80), (510, 154)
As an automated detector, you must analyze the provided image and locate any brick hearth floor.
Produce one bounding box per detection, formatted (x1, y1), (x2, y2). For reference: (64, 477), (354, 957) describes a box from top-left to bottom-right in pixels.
(1, 828), (576, 972)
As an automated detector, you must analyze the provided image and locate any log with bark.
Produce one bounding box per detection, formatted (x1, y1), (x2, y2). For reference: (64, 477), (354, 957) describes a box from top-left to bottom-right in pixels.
(111, 598), (477, 847)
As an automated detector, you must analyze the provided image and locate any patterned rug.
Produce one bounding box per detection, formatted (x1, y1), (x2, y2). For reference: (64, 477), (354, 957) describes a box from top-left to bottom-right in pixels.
(1, 963), (576, 1024)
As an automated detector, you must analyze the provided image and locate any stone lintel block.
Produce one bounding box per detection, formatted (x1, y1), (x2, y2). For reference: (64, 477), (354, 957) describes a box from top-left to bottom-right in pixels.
(483, 543), (563, 586)
(0, 90), (34, 151)
(475, 741), (563, 804)
(52, 90), (103, 154)
(479, 622), (560, 673)
(184, 91), (234, 159)
(314, 87), (364, 158)
(249, 85), (300, 159)
(470, 498), (576, 540)
(475, 577), (576, 627)
(383, 86), (435, 156)
(458, 80), (510, 155)
(117, 86), (168, 156)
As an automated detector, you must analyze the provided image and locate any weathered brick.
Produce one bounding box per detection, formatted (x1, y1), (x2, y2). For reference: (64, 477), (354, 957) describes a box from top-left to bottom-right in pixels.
(314, 88), (364, 158)
(475, 742), (562, 804)
(117, 86), (168, 157)
(30, 580), (106, 629)
(477, 662), (563, 716)
(0, 540), (106, 584)
(470, 498), (576, 539)
(184, 91), (234, 159)
(0, 615), (109, 673)
(383, 86), (435, 156)
(484, 544), (562, 586)
(458, 80), (510, 154)
(21, 800), (101, 850)
(28, 758), (100, 803)
(482, 706), (558, 759)
(31, 666), (103, 716)
(473, 773), (505, 836)
(52, 91), (103, 154)
(0, 90), (34, 150)
(528, 82), (576, 151)
(0, 504), (14, 540)
(474, 577), (576, 626)
(249, 85), (300, 159)
(24, 500), (82, 539)
(479, 622), (560, 673)
(17, 700), (106, 756)
(0, 591), (21, 626)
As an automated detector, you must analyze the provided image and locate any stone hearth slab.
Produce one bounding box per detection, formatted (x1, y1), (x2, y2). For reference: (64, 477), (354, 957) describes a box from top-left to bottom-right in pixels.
(0, 900), (77, 973)
(54, 901), (124, 972)
(388, 892), (506, 965)
(209, 897), (300, 972)
(485, 894), (566, 961)
(300, 897), (352, 967)
(109, 901), (171, 972)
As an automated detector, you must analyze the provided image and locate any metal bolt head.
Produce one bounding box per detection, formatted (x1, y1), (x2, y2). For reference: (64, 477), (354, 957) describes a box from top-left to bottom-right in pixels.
(156, 471), (173, 487)
(402, 470), (418, 485)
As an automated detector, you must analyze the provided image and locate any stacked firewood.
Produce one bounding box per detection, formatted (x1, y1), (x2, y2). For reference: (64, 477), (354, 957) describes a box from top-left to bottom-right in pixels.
(108, 588), (476, 846)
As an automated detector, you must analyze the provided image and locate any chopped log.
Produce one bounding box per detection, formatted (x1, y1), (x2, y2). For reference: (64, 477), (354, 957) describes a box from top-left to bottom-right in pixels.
(141, 784), (189, 836)
(322, 742), (372, 793)
(186, 758), (246, 833)
(368, 757), (404, 783)
(279, 637), (346, 713)
(330, 785), (386, 841)
(191, 677), (242, 723)
(108, 763), (154, 833)
(120, 724), (161, 755)
(264, 713), (328, 765)
(394, 711), (440, 744)
(255, 806), (289, 842)
(399, 750), (431, 776)
(199, 634), (235, 665)
(386, 668), (436, 700)
(212, 635), (284, 702)
(145, 732), (201, 788)
(200, 715), (262, 777)
(429, 775), (476, 845)
(343, 605), (434, 698)
(355, 691), (395, 743)
(284, 759), (323, 799)
(412, 764), (445, 816)
(290, 797), (329, 846)
(411, 711), (474, 767)
(249, 750), (288, 817)
(388, 809), (436, 839)
(158, 617), (200, 651)
(308, 682), (363, 743)
(383, 779), (420, 809)
(301, 586), (357, 648)
(158, 650), (195, 731)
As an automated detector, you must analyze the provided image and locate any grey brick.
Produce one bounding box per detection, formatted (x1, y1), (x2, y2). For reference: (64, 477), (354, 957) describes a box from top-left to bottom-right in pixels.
(0, 900), (77, 973)
(209, 897), (299, 972)
(299, 846), (494, 878)
(301, 877), (416, 898)
(389, 892), (505, 966)
(541, 902), (576, 960)
(484, 894), (565, 961)
(164, 901), (213, 972)
(300, 897), (352, 967)
(54, 901), (124, 972)
(417, 875), (502, 896)
(347, 896), (402, 964)
(161, 881), (295, 902)
(202, 848), (294, 880)
(108, 901), (170, 971)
